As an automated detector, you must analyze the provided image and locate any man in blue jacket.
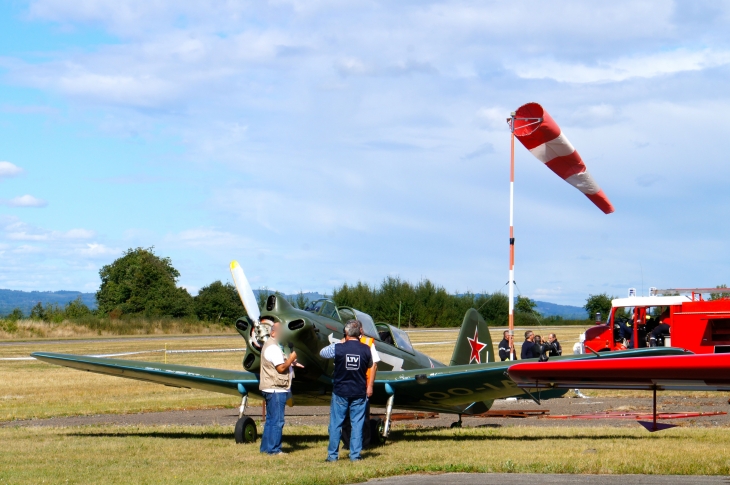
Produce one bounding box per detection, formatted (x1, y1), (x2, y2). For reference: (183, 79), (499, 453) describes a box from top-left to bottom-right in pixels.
(521, 330), (538, 359)
(319, 320), (373, 462)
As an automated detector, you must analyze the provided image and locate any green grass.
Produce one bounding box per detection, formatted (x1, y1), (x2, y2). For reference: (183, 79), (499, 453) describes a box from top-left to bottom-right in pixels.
(2, 425), (730, 484)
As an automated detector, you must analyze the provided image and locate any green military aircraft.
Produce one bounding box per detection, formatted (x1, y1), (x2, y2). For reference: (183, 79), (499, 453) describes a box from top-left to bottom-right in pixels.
(32, 261), (685, 444)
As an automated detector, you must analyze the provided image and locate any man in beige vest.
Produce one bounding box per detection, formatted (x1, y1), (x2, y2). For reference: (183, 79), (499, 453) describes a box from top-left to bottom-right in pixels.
(259, 319), (301, 455)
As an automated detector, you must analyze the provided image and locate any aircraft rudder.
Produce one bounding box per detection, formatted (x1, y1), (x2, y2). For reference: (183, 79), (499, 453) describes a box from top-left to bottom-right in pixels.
(449, 308), (494, 366)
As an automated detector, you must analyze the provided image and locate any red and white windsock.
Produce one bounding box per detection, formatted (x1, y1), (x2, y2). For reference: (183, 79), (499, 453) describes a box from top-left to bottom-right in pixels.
(512, 102), (614, 214)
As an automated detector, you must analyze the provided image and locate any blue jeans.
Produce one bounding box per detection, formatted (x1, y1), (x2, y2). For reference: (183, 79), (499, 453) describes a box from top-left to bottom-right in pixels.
(327, 393), (367, 461)
(260, 392), (287, 454)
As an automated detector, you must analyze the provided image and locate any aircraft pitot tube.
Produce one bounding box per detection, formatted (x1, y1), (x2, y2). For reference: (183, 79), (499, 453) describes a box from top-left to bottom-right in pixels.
(511, 102), (614, 214)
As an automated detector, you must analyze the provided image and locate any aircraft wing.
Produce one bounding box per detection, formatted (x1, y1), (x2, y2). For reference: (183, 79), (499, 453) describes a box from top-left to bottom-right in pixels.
(372, 347), (691, 413)
(31, 352), (260, 397)
(507, 353), (730, 391)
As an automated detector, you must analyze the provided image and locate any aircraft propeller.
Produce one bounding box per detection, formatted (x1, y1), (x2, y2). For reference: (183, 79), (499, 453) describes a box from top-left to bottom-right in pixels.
(230, 260), (269, 346)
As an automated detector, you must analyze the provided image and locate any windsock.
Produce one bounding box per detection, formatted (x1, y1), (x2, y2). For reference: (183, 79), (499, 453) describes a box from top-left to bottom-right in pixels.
(512, 102), (614, 214)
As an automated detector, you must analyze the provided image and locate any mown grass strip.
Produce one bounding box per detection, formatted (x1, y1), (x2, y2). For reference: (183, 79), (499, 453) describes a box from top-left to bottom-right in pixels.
(2, 425), (730, 484)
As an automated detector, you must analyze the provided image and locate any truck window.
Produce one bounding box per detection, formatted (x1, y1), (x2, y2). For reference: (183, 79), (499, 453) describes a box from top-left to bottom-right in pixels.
(710, 318), (730, 342)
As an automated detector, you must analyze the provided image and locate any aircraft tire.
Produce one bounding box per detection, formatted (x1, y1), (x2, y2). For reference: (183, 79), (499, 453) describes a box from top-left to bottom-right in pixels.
(341, 418), (384, 449)
(234, 417), (257, 444)
(371, 418), (386, 446)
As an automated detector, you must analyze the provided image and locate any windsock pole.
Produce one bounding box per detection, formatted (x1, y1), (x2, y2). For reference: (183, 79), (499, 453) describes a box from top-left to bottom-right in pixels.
(508, 112), (516, 360)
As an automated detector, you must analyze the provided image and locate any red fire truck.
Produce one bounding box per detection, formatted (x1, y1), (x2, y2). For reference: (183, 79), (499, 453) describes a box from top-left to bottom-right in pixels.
(581, 288), (730, 354)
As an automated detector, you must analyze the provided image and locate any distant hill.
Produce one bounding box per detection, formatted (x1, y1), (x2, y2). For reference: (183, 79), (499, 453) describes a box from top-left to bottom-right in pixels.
(0, 287), (584, 319)
(0, 289), (97, 316)
(534, 300), (586, 319)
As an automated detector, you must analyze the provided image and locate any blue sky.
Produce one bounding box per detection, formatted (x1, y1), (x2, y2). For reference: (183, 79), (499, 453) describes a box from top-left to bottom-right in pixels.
(1, 1), (729, 305)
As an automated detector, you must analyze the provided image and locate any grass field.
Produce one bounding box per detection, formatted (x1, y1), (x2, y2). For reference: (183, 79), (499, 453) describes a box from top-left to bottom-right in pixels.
(3, 425), (730, 484)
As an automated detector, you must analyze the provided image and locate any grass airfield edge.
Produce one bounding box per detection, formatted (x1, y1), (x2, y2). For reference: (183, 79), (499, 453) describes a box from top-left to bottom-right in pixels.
(2, 423), (730, 484)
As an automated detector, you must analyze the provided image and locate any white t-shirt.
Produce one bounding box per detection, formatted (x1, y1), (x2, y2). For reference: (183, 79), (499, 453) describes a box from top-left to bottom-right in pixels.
(262, 343), (292, 393)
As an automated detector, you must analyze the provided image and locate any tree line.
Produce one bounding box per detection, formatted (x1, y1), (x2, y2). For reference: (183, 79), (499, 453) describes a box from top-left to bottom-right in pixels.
(3, 247), (598, 327)
(331, 278), (547, 327)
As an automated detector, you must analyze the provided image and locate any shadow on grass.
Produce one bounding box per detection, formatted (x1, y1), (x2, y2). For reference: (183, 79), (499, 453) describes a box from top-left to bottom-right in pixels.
(67, 430), (236, 440)
(65, 426), (680, 444)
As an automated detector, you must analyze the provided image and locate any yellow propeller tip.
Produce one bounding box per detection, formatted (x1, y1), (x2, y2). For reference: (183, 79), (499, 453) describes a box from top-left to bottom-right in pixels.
(230, 260), (239, 269)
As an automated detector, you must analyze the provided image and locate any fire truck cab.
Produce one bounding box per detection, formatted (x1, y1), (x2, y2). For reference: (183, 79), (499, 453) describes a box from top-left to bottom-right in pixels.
(582, 289), (730, 354)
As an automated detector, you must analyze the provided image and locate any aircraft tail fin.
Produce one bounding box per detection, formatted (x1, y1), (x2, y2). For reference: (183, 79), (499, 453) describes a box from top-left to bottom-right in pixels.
(449, 308), (494, 366)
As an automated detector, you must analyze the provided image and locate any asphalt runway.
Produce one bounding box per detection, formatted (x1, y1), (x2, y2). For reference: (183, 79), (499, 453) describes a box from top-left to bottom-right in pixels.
(362, 473), (730, 484)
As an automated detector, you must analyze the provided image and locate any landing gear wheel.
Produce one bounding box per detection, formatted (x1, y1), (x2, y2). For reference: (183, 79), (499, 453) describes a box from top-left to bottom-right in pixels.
(234, 416), (257, 443)
(373, 418), (387, 446)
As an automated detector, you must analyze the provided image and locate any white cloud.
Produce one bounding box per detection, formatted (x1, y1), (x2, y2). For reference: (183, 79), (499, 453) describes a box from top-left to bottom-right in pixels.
(510, 49), (730, 84)
(56, 72), (177, 108)
(335, 57), (372, 76)
(77, 243), (119, 257)
(0, 161), (23, 178)
(7, 195), (48, 208)
(475, 107), (509, 131)
(64, 229), (96, 239)
(568, 104), (623, 127)
(172, 228), (244, 248)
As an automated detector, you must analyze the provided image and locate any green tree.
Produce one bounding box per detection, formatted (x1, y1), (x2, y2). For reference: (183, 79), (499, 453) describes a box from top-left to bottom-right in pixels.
(96, 247), (194, 318)
(515, 296), (539, 315)
(64, 296), (92, 319)
(295, 291), (309, 310)
(286, 291), (310, 310)
(256, 287), (272, 311)
(584, 293), (613, 321)
(30, 302), (46, 321)
(710, 284), (728, 301)
(29, 302), (64, 323)
(475, 293), (509, 326)
(6, 308), (23, 321)
(194, 281), (244, 324)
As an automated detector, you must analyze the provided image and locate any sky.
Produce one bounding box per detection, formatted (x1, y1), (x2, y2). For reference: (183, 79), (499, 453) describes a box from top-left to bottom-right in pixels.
(1, 0), (730, 306)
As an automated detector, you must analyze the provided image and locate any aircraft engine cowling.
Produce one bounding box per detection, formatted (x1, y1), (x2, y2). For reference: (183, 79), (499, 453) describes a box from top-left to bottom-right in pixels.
(282, 318), (320, 352)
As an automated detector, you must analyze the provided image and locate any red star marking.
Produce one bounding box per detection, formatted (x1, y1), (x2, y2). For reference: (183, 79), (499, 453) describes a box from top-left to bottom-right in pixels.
(468, 328), (487, 364)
